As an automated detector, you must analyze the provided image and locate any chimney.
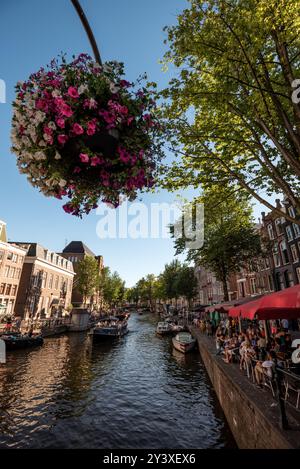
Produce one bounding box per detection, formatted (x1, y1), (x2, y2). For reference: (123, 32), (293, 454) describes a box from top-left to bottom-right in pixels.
(275, 199), (282, 209)
(261, 211), (266, 221)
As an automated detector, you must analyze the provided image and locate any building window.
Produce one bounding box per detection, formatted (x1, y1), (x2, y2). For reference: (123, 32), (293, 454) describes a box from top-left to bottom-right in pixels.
(296, 267), (300, 284)
(5, 284), (12, 295)
(42, 272), (47, 288)
(275, 218), (283, 235)
(278, 274), (285, 290)
(291, 244), (299, 263)
(48, 274), (53, 289)
(6, 252), (13, 261)
(11, 285), (17, 296)
(0, 250), (4, 262)
(286, 271), (295, 287)
(55, 276), (59, 290)
(293, 223), (300, 238)
(267, 224), (275, 240)
(4, 266), (9, 277)
(9, 267), (15, 278)
(250, 277), (257, 294)
(280, 240), (289, 264)
(268, 275), (274, 291)
(0, 283), (5, 295)
(288, 206), (296, 218)
(286, 225), (293, 242)
(12, 254), (18, 263)
(15, 268), (21, 279)
(273, 243), (281, 267)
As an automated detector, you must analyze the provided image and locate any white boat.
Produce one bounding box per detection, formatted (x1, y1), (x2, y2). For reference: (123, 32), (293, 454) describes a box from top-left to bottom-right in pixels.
(172, 332), (196, 353)
(156, 322), (172, 336)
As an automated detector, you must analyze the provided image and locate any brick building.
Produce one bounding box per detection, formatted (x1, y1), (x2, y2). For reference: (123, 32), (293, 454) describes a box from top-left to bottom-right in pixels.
(194, 263), (224, 305)
(61, 241), (104, 310)
(13, 243), (75, 319)
(0, 220), (27, 317)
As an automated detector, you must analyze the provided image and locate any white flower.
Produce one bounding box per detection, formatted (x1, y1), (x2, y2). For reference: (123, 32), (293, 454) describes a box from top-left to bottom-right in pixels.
(103, 64), (112, 73)
(39, 140), (46, 147)
(35, 111), (46, 123)
(34, 151), (47, 161)
(109, 82), (120, 94)
(52, 90), (61, 98)
(58, 179), (67, 188)
(78, 84), (88, 95)
(22, 136), (31, 146)
(54, 151), (61, 160)
(48, 121), (56, 130)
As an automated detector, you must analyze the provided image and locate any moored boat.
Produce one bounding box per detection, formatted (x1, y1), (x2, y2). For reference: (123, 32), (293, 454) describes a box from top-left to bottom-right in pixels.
(172, 332), (196, 353)
(156, 322), (172, 336)
(1, 333), (44, 351)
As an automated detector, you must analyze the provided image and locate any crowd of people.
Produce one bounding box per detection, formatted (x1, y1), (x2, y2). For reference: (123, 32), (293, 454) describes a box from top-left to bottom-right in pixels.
(194, 316), (300, 390)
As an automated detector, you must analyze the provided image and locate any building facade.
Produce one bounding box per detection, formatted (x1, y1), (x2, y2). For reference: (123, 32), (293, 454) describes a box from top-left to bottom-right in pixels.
(194, 264), (224, 305)
(13, 243), (75, 319)
(0, 220), (27, 317)
(61, 241), (104, 309)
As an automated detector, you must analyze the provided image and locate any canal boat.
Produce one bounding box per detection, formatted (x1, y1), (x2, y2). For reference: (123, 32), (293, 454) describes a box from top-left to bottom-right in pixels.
(0, 333), (44, 351)
(172, 332), (196, 354)
(156, 322), (172, 336)
(92, 317), (128, 341)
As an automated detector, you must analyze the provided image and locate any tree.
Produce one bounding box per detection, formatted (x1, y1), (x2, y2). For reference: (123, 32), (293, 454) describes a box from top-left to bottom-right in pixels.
(170, 186), (262, 301)
(175, 265), (198, 308)
(161, 260), (182, 307)
(161, 0), (300, 225)
(100, 267), (126, 307)
(76, 257), (100, 306)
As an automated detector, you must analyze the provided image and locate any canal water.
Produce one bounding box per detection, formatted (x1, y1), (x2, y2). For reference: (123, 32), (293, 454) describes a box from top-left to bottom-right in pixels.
(0, 313), (236, 448)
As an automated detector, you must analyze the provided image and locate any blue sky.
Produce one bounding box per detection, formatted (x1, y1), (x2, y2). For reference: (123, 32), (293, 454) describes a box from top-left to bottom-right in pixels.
(0, 0), (266, 287)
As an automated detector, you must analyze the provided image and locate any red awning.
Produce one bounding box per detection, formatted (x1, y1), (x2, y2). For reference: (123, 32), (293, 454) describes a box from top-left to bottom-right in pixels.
(229, 285), (300, 320)
(205, 295), (263, 314)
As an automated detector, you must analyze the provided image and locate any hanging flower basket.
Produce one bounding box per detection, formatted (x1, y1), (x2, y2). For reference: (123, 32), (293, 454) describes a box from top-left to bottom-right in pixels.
(11, 54), (163, 216)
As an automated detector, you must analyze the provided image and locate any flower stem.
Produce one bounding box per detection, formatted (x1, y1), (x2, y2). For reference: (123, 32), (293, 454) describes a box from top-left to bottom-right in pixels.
(70, 0), (102, 65)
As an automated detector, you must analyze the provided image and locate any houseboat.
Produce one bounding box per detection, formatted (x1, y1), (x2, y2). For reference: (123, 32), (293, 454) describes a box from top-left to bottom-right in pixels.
(92, 317), (128, 341)
(172, 332), (196, 354)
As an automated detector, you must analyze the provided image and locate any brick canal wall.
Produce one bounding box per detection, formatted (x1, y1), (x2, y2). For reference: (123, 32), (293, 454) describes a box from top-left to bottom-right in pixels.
(191, 328), (299, 449)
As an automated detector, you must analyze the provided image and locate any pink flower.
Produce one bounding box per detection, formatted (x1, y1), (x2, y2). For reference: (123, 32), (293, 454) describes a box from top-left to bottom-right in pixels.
(83, 98), (97, 109)
(36, 98), (48, 111)
(72, 123), (84, 135)
(73, 166), (82, 174)
(58, 134), (68, 145)
(143, 113), (155, 127)
(56, 118), (65, 128)
(79, 153), (89, 163)
(118, 146), (131, 164)
(90, 156), (102, 166)
(120, 80), (131, 88)
(60, 103), (73, 118)
(67, 86), (79, 99)
(54, 97), (73, 117)
(127, 116), (134, 126)
(87, 121), (97, 136)
(62, 203), (75, 214)
(43, 126), (53, 136)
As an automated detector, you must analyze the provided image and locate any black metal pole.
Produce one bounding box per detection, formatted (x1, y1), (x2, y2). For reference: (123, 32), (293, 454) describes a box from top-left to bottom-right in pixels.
(274, 363), (289, 430)
(70, 0), (102, 65)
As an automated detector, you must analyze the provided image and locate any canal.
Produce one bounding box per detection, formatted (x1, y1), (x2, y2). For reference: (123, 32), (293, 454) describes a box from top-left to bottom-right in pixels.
(0, 313), (236, 448)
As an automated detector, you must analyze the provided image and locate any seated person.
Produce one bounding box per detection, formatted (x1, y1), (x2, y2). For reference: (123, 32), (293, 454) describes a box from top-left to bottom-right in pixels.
(254, 352), (275, 387)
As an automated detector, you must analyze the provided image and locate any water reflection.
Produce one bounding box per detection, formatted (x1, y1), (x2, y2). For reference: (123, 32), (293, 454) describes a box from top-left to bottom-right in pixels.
(0, 314), (236, 448)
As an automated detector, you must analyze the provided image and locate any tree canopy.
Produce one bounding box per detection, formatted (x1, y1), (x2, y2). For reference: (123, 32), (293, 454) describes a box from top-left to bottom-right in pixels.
(170, 185), (262, 300)
(161, 0), (300, 224)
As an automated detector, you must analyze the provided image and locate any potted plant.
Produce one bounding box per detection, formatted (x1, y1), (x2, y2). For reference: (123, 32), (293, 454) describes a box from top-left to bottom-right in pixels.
(11, 1), (163, 216)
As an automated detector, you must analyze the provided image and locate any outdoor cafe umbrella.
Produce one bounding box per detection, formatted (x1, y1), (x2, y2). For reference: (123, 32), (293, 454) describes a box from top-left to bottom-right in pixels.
(228, 284), (300, 320)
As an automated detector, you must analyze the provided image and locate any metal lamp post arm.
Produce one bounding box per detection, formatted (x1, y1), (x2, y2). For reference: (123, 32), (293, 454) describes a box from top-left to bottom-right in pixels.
(70, 0), (102, 65)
